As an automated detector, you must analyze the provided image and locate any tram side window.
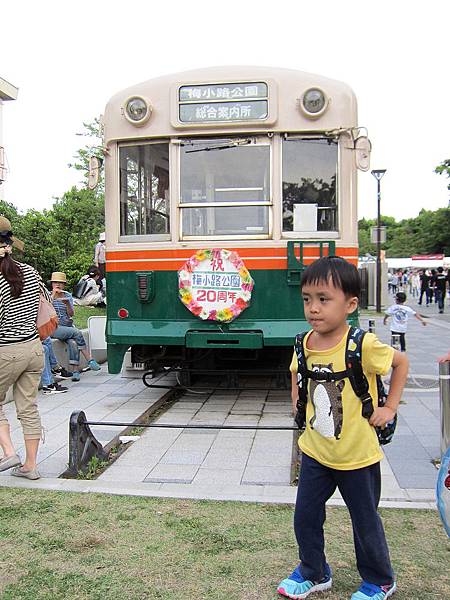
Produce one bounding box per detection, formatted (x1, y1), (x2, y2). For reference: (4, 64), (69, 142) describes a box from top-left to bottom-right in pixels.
(119, 143), (170, 237)
(180, 140), (270, 238)
(282, 138), (338, 233)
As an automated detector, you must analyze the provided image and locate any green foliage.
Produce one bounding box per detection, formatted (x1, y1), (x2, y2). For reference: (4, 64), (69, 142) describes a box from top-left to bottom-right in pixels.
(435, 158), (450, 192)
(76, 455), (109, 480)
(358, 208), (450, 257)
(68, 118), (105, 194)
(0, 118), (105, 288)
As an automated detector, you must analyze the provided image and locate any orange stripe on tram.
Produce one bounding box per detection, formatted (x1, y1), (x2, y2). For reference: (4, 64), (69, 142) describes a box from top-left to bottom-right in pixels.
(106, 247), (358, 272)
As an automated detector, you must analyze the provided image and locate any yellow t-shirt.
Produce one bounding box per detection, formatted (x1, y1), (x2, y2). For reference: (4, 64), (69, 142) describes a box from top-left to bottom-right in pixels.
(290, 328), (394, 470)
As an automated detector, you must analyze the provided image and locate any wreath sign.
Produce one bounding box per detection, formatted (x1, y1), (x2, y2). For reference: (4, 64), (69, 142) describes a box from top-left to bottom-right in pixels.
(178, 249), (254, 322)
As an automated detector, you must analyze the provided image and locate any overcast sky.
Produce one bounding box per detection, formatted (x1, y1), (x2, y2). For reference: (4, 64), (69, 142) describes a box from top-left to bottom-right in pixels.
(1, 0), (449, 221)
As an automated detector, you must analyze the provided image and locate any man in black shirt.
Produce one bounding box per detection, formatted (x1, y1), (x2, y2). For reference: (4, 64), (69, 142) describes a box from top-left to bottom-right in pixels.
(435, 267), (449, 314)
(418, 270), (430, 306)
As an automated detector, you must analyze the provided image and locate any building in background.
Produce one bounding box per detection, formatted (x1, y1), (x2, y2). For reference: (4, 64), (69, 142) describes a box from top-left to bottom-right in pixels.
(0, 77), (19, 200)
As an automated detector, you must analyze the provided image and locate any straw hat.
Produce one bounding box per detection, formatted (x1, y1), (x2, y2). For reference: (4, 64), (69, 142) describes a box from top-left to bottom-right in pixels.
(50, 272), (67, 283)
(0, 216), (24, 252)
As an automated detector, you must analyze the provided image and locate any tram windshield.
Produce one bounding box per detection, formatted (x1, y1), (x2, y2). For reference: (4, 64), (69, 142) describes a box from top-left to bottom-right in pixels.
(282, 138), (338, 233)
(119, 143), (170, 238)
(180, 138), (270, 238)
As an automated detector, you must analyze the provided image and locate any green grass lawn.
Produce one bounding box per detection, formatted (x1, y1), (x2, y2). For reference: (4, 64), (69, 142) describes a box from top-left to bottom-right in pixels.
(0, 489), (448, 599)
(72, 306), (106, 330)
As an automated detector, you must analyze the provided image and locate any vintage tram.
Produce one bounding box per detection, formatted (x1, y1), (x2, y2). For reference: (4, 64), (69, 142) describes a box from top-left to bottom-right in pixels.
(101, 66), (370, 374)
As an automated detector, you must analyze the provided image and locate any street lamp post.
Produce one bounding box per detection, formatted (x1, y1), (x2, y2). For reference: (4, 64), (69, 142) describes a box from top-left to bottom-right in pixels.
(371, 169), (386, 313)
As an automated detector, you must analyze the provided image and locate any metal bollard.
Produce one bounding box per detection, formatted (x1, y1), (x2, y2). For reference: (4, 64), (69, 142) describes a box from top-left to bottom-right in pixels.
(391, 333), (402, 351)
(439, 361), (450, 456)
(368, 319), (376, 333)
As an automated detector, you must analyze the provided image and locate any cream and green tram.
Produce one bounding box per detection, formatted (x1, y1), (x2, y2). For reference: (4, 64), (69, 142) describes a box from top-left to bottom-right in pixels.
(102, 66), (369, 374)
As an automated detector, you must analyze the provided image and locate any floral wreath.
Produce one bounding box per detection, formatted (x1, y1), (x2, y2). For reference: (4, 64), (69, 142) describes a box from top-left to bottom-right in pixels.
(178, 248), (254, 322)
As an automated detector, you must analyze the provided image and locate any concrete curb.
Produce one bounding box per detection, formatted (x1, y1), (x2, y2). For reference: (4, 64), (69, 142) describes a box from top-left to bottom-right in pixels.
(0, 476), (437, 510)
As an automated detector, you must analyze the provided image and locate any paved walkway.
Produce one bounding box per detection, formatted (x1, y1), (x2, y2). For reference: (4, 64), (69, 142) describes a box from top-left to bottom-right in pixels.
(0, 300), (448, 508)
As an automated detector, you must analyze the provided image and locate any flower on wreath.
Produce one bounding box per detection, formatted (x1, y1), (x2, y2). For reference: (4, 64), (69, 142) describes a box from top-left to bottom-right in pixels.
(235, 297), (247, 310)
(189, 302), (202, 316)
(199, 308), (210, 320)
(180, 290), (192, 304)
(195, 250), (206, 262)
(230, 304), (241, 316)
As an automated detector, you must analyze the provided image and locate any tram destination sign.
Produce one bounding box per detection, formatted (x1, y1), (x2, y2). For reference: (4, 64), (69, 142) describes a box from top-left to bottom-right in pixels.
(178, 82), (268, 123)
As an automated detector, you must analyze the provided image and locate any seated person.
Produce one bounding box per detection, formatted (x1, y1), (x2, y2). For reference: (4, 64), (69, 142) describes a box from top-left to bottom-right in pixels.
(50, 271), (101, 382)
(73, 266), (106, 307)
(41, 337), (68, 394)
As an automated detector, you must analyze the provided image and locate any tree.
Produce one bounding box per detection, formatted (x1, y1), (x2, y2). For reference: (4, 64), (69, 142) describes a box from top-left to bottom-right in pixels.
(358, 208), (450, 257)
(435, 159), (450, 194)
(68, 118), (105, 195)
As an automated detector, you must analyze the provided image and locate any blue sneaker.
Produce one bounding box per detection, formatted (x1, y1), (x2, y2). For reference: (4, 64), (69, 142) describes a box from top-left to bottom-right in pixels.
(88, 359), (101, 371)
(277, 566), (332, 599)
(72, 371), (81, 382)
(351, 581), (397, 600)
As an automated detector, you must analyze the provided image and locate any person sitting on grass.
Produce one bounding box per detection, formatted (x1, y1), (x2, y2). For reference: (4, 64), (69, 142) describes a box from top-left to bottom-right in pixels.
(277, 256), (408, 600)
(49, 271), (101, 382)
(73, 266), (106, 307)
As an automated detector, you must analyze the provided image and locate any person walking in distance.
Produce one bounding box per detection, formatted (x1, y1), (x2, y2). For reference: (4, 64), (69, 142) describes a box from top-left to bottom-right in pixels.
(418, 270), (430, 306)
(434, 267), (448, 314)
(384, 291), (427, 352)
(0, 217), (47, 480)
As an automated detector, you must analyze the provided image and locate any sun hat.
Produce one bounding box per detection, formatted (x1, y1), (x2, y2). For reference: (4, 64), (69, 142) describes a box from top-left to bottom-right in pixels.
(50, 272), (67, 283)
(99, 232), (105, 241)
(0, 216), (24, 251)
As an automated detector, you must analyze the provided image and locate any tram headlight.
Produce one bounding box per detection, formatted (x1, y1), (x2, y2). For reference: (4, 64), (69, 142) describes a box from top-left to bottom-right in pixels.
(124, 96), (152, 126)
(300, 88), (328, 118)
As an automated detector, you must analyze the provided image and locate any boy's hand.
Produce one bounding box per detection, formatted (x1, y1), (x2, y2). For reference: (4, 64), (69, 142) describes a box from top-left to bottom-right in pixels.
(292, 395), (299, 417)
(369, 406), (396, 428)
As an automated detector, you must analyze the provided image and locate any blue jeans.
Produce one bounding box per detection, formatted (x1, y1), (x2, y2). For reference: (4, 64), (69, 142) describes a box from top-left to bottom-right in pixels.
(51, 325), (86, 366)
(41, 337), (58, 386)
(294, 453), (394, 586)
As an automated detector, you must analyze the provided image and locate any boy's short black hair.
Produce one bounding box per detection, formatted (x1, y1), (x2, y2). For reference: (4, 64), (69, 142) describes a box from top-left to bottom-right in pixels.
(395, 292), (406, 303)
(300, 256), (361, 299)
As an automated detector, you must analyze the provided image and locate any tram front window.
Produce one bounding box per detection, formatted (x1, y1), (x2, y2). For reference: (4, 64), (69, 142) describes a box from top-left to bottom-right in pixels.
(119, 143), (170, 238)
(282, 138), (338, 233)
(180, 139), (270, 238)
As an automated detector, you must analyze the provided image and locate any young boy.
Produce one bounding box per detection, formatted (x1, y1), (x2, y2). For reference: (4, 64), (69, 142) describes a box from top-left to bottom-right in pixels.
(384, 291), (426, 352)
(277, 256), (408, 600)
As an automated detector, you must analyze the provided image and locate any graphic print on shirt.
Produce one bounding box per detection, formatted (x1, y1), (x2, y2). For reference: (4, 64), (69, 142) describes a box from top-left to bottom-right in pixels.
(309, 363), (345, 440)
(392, 307), (409, 326)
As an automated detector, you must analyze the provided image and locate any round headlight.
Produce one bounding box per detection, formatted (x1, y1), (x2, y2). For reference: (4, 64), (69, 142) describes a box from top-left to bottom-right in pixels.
(124, 96), (151, 125)
(301, 88), (327, 117)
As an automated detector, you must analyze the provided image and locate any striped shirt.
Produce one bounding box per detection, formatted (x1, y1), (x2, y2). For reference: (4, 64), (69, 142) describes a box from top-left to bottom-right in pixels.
(0, 261), (50, 346)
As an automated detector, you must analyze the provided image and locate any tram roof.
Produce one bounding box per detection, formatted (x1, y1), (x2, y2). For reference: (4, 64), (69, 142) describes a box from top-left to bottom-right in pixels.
(104, 66), (357, 143)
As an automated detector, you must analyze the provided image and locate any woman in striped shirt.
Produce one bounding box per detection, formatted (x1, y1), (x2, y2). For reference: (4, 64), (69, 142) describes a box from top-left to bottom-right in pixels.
(0, 217), (46, 480)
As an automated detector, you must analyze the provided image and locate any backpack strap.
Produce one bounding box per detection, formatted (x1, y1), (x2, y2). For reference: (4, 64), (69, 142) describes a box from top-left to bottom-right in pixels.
(294, 332), (309, 428)
(345, 326), (375, 419)
(294, 332), (309, 404)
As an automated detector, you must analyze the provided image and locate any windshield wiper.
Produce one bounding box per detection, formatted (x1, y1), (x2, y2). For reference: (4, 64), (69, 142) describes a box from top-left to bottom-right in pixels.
(185, 139), (252, 153)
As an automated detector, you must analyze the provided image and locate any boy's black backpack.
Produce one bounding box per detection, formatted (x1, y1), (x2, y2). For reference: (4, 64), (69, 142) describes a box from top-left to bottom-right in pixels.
(73, 277), (89, 299)
(294, 326), (397, 445)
